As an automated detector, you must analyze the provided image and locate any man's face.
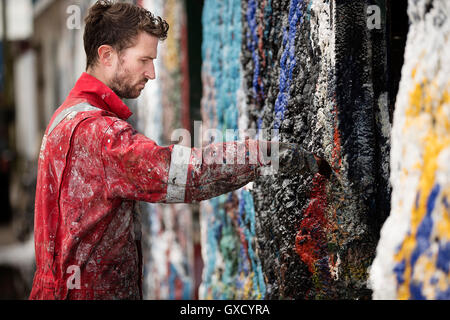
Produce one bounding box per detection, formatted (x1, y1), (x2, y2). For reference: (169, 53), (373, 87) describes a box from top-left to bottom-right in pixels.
(109, 32), (158, 99)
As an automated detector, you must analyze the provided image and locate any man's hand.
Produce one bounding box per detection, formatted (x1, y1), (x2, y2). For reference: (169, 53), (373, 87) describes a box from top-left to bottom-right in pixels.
(277, 142), (331, 178)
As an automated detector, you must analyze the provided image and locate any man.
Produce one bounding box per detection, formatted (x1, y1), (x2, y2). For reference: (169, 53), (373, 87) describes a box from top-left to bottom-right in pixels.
(30, 1), (320, 300)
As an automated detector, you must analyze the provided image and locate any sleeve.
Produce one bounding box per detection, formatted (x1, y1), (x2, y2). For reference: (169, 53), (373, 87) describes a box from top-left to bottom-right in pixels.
(101, 119), (271, 203)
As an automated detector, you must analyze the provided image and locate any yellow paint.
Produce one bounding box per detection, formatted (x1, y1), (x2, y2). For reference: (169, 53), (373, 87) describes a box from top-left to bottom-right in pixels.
(406, 81), (424, 120)
(412, 67), (417, 79)
(243, 273), (253, 298)
(438, 272), (449, 292)
(395, 131), (447, 299)
(395, 76), (450, 299)
(437, 88), (450, 132)
(412, 256), (431, 298)
(416, 253), (449, 299)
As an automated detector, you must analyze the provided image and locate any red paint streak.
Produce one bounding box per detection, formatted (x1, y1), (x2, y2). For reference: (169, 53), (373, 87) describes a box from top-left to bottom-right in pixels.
(295, 174), (328, 274)
(239, 228), (249, 254)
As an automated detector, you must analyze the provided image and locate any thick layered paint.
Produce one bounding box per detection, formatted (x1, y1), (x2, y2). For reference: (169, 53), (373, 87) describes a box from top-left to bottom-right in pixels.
(273, 0), (305, 131)
(295, 174), (328, 274)
(201, 0), (390, 299)
(370, 0), (450, 300)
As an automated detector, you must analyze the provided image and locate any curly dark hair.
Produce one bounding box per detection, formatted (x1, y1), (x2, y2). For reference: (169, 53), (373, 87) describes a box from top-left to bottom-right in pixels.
(83, 0), (169, 70)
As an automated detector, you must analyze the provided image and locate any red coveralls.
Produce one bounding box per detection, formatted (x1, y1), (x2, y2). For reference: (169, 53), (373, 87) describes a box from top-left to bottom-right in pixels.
(30, 72), (267, 300)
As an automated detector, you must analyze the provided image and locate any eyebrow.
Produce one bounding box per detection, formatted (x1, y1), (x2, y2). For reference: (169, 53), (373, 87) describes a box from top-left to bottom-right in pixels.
(141, 55), (157, 60)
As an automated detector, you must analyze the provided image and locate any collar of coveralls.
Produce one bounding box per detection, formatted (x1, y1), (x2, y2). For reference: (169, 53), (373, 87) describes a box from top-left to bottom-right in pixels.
(64, 72), (133, 121)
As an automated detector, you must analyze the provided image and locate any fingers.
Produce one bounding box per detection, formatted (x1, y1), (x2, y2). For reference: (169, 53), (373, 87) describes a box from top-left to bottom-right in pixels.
(304, 152), (319, 175)
(317, 158), (332, 179)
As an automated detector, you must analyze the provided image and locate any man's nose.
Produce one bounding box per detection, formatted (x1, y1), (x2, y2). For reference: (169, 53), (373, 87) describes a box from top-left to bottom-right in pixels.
(145, 62), (156, 80)
(145, 71), (155, 80)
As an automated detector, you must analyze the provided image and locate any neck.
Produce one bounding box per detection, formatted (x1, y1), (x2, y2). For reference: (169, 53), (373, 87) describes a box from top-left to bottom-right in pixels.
(86, 68), (110, 88)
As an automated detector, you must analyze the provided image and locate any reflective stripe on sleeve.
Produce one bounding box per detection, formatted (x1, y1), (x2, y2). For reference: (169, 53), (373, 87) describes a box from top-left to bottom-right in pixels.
(166, 144), (191, 203)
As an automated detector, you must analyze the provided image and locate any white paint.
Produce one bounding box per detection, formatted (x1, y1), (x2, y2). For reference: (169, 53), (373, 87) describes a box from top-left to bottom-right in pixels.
(329, 253), (341, 281)
(377, 92), (392, 180)
(309, 0), (336, 165)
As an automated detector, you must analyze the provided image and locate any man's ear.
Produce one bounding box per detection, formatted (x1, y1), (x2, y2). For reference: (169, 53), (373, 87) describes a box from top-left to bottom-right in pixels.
(97, 45), (116, 67)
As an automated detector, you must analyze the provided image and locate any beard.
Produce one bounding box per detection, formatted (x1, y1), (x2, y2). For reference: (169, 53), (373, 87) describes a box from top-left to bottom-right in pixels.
(109, 62), (147, 99)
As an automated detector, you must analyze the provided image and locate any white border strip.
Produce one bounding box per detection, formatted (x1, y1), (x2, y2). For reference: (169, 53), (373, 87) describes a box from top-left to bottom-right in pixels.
(166, 144), (191, 203)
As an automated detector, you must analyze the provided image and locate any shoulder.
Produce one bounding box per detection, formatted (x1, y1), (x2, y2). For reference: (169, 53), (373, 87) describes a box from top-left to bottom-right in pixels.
(68, 103), (131, 133)
(63, 105), (135, 147)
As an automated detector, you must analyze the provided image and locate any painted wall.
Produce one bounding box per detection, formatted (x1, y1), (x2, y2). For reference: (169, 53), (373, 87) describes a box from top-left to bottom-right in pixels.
(369, 0), (450, 300)
(200, 0), (391, 299)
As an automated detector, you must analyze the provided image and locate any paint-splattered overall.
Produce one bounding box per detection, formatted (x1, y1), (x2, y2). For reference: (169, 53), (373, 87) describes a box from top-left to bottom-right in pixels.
(29, 73), (266, 300)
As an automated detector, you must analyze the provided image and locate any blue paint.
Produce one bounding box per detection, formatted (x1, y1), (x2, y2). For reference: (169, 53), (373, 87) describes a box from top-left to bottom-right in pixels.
(429, 276), (439, 285)
(306, 0), (313, 21)
(168, 263), (176, 300)
(426, 184), (440, 218)
(263, 0), (273, 40)
(409, 281), (426, 300)
(435, 287), (450, 300)
(436, 242), (450, 273)
(246, 0), (273, 105)
(202, 0), (241, 133)
(273, 0), (305, 131)
(393, 259), (406, 285)
(167, 263), (191, 299)
(410, 184), (440, 268)
(393, 183), (444, 299)
(243, 190), (256, 235)
(239, 189), (267, 297)
(257, 117), (263, 131)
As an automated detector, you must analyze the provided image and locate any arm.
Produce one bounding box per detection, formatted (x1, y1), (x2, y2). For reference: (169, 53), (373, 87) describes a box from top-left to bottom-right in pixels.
(101, 120), (270, 203)
(101, 119), (322, 203)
